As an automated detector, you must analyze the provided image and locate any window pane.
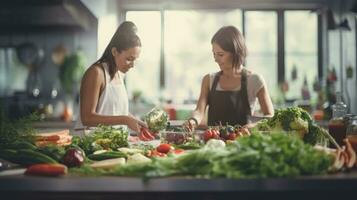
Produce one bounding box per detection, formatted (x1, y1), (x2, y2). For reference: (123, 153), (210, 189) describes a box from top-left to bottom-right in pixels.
(164, 10), (242, 103)
(245, 11), (277, 101)
(126, 11), (161, 102)
(285, 11), (317, 101)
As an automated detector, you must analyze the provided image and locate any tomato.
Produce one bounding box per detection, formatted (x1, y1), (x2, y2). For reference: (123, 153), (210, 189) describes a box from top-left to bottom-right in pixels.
(203, 130), (213, 142)
(227, 132), (237, 140)
(211, 129), (220, 139)
(156, 143), (174, 154)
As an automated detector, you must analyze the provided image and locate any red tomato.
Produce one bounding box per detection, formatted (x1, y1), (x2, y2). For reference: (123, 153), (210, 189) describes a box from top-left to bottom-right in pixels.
(156, 143), (174, 154)
(203, 130), (213, 142)
(211, 129), (220, 139)
(227, 133), (237, 140)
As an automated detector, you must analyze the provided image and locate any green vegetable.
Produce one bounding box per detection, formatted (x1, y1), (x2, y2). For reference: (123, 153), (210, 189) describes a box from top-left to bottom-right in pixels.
(0, 105), (39, 149)
(72, 132), (333, 179)
(9, 141), (37, 150)
(173, 141), (203, 150)
(1, 149), (58, 166)
(253, 107), (332, 146)
(37, 144), (66, 162)
(72, 125), (129, 155)
(144, 107), (168, 132)
(88, 151), (127, 161)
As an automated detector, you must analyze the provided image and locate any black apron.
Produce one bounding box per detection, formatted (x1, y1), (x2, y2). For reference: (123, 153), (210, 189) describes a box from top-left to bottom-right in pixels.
(207, 69), (251, 126)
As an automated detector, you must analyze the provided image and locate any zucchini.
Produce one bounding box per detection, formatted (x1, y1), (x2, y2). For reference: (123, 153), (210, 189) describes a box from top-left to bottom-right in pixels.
(9, 141), (37, 150)
(87, 151), (127, 161)
(15, 149), (58, 166)
(0, 149), (18, 162)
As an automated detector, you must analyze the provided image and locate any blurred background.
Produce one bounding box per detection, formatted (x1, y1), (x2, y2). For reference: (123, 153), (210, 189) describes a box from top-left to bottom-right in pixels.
(0, 0), (356, 128)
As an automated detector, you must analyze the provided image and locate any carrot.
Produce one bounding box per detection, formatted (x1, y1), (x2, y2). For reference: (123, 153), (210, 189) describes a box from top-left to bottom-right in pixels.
(25, 164), (68, 176)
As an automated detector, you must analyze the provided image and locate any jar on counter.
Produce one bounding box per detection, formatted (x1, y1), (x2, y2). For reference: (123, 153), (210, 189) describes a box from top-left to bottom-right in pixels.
(328, 92), (348, 146)
(346, 115), (357, 151)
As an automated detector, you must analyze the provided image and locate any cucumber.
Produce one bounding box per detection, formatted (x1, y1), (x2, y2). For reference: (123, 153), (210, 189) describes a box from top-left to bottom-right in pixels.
(0, 149), (18, 162)
(15, 149), (58, 166)
(9, 141), (37, 150)
(87, 151), (127, 161)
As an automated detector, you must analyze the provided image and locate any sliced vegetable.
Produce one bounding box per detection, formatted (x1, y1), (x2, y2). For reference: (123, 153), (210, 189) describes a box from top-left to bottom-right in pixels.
(90, 158), (126, 169)
(127, 153), (152, 164)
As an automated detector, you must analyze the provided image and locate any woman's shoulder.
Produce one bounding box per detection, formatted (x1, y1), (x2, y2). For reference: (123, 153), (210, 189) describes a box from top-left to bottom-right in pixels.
(245, 69), (264, 83)
(83, 63), (105, 81)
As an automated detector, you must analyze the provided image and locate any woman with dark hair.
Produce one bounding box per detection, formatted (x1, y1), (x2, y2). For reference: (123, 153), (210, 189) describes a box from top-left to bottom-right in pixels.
(186, 26), (274, 129)
(74, 21), (146, 135)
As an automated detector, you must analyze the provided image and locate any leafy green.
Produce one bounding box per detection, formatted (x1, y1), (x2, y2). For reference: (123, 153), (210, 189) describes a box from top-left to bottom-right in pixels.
(0, 106), (39, 148)
(72, 132), (333, 179)
(213, 132), (333, 178)
(253, 107), (331, 146)
(144, 107), (168, 132)
(72, 125), (129, 155)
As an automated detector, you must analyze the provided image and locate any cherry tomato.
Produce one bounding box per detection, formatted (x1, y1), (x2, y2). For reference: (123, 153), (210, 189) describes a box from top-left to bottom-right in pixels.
(156, 143), (174, 154)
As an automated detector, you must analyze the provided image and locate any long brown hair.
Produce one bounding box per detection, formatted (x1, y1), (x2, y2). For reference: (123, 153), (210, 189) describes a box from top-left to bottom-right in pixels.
(96, 21), (141, 80)
(211, 26), (247, 69)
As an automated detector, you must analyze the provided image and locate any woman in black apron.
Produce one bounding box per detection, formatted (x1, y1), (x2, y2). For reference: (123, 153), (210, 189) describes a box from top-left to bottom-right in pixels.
(186, 26), (274, 129)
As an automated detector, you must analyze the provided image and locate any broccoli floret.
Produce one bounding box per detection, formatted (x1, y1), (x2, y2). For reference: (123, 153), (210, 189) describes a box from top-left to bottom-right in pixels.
(253, 119), (271, 131)
(304, 123), (329, 146)
(300, 109), (313, 126)
(269, 107), (302, 131)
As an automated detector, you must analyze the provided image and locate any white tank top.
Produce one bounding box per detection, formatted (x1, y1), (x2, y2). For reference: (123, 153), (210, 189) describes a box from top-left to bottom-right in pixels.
(74, 63), (129, 135)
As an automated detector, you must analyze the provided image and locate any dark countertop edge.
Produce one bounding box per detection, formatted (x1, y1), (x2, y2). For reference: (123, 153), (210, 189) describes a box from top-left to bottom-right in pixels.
(1, 174), (357, 192)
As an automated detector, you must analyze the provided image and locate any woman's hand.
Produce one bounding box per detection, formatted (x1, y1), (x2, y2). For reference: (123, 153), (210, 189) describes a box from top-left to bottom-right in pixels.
(242, 122), (257, 129)
(183, 118), (198, 132)
(126, 116), (147, 133)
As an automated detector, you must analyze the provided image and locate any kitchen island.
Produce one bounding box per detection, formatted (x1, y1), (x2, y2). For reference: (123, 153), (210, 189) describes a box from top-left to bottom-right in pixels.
(1, 171), (357, 200)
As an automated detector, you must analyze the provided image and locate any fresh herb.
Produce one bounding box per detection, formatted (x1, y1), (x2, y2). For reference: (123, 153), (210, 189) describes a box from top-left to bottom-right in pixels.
(0, 106), (39, 148)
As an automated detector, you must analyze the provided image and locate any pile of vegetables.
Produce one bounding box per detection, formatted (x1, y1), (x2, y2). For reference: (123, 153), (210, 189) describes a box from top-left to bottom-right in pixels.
(71, 133), (334, 179)
(252, 107), (334, 147)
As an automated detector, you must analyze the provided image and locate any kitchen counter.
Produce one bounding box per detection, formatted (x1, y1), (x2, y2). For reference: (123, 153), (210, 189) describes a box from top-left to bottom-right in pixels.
(1, 171), (357, 200)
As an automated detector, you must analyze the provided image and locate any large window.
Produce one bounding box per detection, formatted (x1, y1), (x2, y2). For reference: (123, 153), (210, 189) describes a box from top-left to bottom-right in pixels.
(125, 9), (319, 106)
(126, 11), (161, 103)
(245, 11), (277, 99)
(164, 10), (242, 103)
(284, 11), (318, 101)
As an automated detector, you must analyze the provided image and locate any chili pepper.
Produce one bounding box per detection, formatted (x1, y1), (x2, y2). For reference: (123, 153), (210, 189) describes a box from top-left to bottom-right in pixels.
(25, 164), (67, 176)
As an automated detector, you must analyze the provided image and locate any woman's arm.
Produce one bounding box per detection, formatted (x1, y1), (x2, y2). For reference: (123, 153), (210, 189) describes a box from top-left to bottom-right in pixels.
(190, 74), (210, 126)
(256, 85), (274, 117)
(79, 65), (141, 132)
